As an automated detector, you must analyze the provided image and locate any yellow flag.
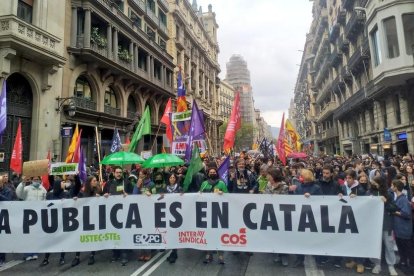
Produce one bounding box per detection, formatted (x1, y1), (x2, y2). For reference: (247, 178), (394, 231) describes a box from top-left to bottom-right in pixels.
(65, 124), (79, 163)
(285, 119), (301, 152)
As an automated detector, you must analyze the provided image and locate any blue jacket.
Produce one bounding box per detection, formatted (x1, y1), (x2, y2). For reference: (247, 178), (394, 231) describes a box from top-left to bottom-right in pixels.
(294, 182), (322, 195)
(393, 194), (413, 239)
(0, 186), (13, 201)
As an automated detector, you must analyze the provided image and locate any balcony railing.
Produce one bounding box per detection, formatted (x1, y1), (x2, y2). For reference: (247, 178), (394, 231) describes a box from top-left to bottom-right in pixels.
(348, 39), (370, 74)
(159, 21), (168, 35)
(334, 86), (368, 119)
(322, 127), (338, 140)
(329, 23), (340, 43)
(73, 97), (97, 111)
(0, 15), (63, 65)
(127, 110), (140, 119)
(338, 34), (349, 52)
(146, 7), (159, 27)
(341, 65), (353, 82)
(329, 47), (342, 67)
(345, 11), (365, 40)
(315, 57), (330, 86)
(331, 74), (346, 93)
(131, 0), (146, 13)
(104, 105), (121, 116)
(337, 7), (346, 25)
(158, 0), (169, 10)
(342, 0), (355, 10)
(319, 101), (338, 121)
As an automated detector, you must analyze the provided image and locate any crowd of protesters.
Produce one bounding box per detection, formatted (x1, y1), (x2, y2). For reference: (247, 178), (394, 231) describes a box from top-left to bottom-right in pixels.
(1, 152), (414, 275)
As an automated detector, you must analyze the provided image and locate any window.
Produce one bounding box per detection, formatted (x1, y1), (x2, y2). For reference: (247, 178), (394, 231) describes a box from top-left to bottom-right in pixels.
(104, 87), (117, 108)
(395, 94), (401, 124)
(129, 9), (142, 29)
(159, 10), (167, 26)
(147, 0), (155, 12)
(370, 26), (382, 66)
(159, 38), (166, 50)
(17, 0), (33, 24)
(383, 17), (400, 58)
(147, 26), (155, 41)
(138, 50), (147, 71)
(154, 60), (162, 81)
(402, 14), (414, 55)
(74, 76), (92, 100)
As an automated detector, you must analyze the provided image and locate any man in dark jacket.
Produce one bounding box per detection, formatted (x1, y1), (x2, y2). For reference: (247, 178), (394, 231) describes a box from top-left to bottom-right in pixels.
(228, 159), (258, 194)
(318, 165), (341, 196)
(0, 177), (13, 266)
(103, 167), (131, 266)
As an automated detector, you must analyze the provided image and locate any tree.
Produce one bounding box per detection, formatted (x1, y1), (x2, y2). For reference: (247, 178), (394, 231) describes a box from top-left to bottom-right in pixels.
(235, 123), (254, 151)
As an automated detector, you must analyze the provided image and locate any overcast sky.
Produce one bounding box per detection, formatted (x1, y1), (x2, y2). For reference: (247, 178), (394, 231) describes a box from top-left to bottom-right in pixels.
(197, 0), (313, 127)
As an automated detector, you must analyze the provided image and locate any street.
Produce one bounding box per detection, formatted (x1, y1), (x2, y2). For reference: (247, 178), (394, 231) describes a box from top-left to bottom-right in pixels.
(1, 249), (410, 276)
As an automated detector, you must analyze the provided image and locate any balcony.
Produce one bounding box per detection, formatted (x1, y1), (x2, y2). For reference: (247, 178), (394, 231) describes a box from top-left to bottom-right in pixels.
(345, 11), (365, 41)
(158, 0), (169, 11)
(337, 7), (347, 25)
(342, 0), (355, 10)
(338, 34), (349, 53)
(321, 127), (338, 140)
(146, 7), (159, 28)
(329, 23), (340, 43)
(130, 0), (146, 14)
(104, 105), (121, 116)
(73, 97), (97, 111)
(0, 15), (64, 66)
(348, 39), (370, 74)
(319, 101), (338, 121)
(313, 33), (329, 67)
(175, 33), (185, 49)
(158, 21), (168, 37)
(334, 86), (368, 119)
(316, 79), (332, 103)
(96, 0), (132, 27)
(315, 57), (330, 87)
(341, 65), (353, 82)
(331, 74), (346, 94)
(329, 47), (342, 67)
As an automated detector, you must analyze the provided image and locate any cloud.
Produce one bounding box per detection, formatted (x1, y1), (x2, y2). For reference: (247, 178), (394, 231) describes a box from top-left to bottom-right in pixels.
(197, 0), (313, 126)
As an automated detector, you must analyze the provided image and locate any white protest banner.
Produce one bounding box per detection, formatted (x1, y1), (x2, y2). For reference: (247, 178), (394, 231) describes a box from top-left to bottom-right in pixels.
(0, 194), (383, 258)
(50, 163), (79, 175)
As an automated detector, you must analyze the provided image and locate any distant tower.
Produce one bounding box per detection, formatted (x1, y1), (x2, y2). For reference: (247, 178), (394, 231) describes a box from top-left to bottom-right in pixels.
(225, 55), (254, 125)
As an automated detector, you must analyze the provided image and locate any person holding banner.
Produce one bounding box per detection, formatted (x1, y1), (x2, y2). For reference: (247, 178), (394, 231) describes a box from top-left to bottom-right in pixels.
(293, 169), (322, 268)
(103, 167), (132, 266)
(16, 175), (47, 261)
(264, 168), (290, 267)
(228, 159), (258, 194)
(40, 179), (71, 267)
(165, 173), (184, 264)
(368, 176), (398, 276)
(200, 167), (228, 265)
(0, 176), (14, 267)
(71, 175), (103, 267)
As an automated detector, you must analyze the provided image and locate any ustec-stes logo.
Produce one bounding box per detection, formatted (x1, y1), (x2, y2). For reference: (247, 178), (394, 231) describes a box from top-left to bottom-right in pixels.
(220, 228), (247, 246)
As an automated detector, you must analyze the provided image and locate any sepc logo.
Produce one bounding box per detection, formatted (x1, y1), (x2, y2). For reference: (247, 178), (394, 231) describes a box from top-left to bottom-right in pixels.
(221, 228), (247, 246)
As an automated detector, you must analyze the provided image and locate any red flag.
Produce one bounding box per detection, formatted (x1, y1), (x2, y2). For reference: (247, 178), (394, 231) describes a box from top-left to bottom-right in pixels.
(41, 150), (51, 191)
(10, 119), (22, 174)
(72, 129), (82, 163)
(223, 92), (241, 153)
(161, 98), (173, 143)
(276, 113), (287, 166)
(125, 135), (130, 145)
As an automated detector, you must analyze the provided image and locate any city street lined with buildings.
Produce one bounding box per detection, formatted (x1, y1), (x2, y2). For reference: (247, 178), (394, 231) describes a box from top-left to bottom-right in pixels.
(1, 0), (414, 276)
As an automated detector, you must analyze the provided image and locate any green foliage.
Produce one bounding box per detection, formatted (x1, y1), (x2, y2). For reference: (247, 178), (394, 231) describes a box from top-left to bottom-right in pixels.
(91, 27), (107, 48)
(118, 47), (133, 62)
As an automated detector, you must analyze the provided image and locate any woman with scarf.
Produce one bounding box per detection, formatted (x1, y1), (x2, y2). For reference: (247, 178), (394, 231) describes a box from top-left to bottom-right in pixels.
(200, 167), (228, 264)
(165, 173), (183, 263)
(70, 175), (102, 267)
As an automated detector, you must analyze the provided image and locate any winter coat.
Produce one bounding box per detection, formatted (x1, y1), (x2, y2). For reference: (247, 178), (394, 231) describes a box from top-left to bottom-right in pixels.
(228, 169), (258, 193)
(393, 194), (413, 239)
(200, 179), (228, 193)
(16, 182), (47, 201)
(317, 178), (342, 195)
(0, 186), (13, 201)
(103, 177), (132, 195)
(340, 181), (367, 196)
(263, 181), (288, 195)
(294, 181), (322, 195)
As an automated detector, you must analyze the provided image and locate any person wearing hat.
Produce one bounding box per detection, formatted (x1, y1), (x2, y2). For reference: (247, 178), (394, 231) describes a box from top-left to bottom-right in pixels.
(200, 167), (227, 264)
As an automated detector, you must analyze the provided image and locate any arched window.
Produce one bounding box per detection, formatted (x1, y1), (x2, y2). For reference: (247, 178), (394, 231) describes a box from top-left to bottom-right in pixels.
(104, 87), (117, 108)
(74, 76), (92, 100)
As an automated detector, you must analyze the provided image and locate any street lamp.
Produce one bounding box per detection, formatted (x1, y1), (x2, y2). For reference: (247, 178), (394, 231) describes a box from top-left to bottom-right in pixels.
(56, 97), (76, 117)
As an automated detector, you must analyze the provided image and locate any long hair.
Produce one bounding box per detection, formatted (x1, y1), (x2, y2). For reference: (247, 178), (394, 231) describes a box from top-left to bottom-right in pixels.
(83, 175), (100, 196)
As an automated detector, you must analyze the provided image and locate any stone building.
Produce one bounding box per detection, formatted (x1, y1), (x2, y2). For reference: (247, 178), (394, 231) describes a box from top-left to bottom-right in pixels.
(0, 0), (66, 171)
(167, 0), (222, 154)
(293, 0), (414, 156)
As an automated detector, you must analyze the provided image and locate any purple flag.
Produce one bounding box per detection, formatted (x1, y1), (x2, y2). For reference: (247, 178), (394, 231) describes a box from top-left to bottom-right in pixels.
(0, 80), (7, 140)
(184, 100), (205, 162)
(79, 146), (87, 184)
(218, 156), (230, 186)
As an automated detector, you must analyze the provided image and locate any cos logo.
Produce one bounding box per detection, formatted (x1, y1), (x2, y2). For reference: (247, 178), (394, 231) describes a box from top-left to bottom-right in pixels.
(221, 228), (247, 245)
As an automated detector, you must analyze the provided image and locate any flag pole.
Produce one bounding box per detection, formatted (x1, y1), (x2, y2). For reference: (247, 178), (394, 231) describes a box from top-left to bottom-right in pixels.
(95, 126), (103, 184)
(203, 130), (215, 157)
(150, 124), (162, 152)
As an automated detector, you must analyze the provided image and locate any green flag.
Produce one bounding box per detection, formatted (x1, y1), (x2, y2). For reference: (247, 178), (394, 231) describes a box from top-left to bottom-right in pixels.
(129, 106), (151, 152)
(183, 144), (203, 192)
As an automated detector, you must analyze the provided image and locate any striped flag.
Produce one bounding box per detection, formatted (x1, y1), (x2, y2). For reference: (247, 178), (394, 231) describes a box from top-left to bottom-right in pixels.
(176, 67), (187, 112)
(110, 128), (122, 153)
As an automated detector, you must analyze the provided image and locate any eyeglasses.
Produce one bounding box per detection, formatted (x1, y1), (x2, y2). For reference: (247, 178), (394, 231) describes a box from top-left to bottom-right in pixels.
(115, 171), (122, 174)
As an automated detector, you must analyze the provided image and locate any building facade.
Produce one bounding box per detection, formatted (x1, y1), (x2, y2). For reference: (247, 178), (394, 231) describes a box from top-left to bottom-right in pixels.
(0, 0), (66, 171)
(167, 0), (222, 154)
(62, 0), (175, 163)
(294, 0), (414, 156)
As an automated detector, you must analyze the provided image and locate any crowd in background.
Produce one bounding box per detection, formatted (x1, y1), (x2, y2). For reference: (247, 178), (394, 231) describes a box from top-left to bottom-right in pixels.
(1, 152), (414, 275)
